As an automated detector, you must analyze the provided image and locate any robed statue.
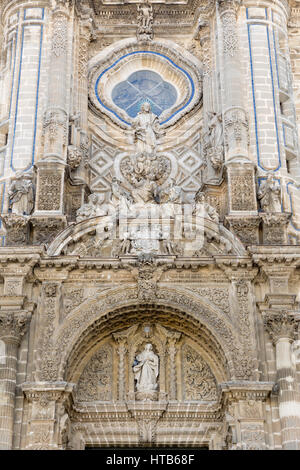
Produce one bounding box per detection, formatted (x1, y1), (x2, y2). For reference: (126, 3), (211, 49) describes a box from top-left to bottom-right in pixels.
(257, 173), (282, 213)
(133, 343), (159, 392)
(132, 102), (163, 155)
(8, 169), (34, 216)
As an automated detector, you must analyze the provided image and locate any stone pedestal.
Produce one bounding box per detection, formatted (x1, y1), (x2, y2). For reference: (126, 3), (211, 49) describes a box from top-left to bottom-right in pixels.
(22, 382), (74, 450)
(1, 215), (30, 246)
(225, 215), (260, 245)
(260, 213), (291, 245)
(221, 382), (273, 450)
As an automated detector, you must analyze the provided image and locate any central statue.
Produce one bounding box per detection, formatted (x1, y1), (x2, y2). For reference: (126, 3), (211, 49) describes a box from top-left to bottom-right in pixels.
(132, 102), (162, 155)
(133, 343), (159, 394)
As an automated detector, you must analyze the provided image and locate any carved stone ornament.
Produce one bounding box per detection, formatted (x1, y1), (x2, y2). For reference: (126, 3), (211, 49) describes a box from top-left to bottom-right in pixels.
(37, 174), (62, 211)
(137, 0), (154, 42)
(182, 345), (218, 401)
(224, 108), (249, 150)
(67, 146), (82, 169)
(120, 153), (171, 192)
(78, 39), (89, 81)
(238, 424), (266, 450)
(43, 110), (68, 142)
(76, 345), (113, 402)
(225, 216), (260, 245)
(8, 169), (35, 216)
(39, 284), (59, 381)
(258, 173), (282, 213)
(230, 172), (256, 211)
(194, 191), (220, 223)
(31, 217), (67, 246)
(63, 288), (85, 315)
(137, 418), (157, 443)
(1, 214), (29, 246)
(218, 0), (240, 57)
(264, 311), (298, 344)
(261, 213), (290, 245)
(206, 112), (224, 149)
(0, 312), (31, 342)
(52, 14), (68, 58)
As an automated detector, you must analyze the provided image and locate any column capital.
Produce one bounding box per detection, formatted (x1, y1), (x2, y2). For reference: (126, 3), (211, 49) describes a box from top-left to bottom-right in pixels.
(220, 381), (273, 404)
(0, 311), (31, 344)
(52, 0), (72, 17)
(263, 311), (299, 344)
(218, 0), (240, 16)
(22, 381), (74, 403)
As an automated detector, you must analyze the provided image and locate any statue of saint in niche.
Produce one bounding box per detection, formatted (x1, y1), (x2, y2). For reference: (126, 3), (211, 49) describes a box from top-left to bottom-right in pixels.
(132, 102), (163, 155)
(133, 343), (159, 393)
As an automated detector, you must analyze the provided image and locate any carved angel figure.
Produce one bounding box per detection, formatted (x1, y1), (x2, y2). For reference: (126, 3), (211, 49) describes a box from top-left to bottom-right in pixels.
(132, 102), (163, 155)
(133, 343), (159, 392)
(76, 193), (99, 222)
(157, 178), (182, 204)
(257, 173), (282, 213)
(8, 169), (34, 216)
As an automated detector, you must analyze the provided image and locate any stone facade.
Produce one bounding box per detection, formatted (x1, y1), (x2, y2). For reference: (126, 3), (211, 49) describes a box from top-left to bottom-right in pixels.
(0, 0), (300, 450)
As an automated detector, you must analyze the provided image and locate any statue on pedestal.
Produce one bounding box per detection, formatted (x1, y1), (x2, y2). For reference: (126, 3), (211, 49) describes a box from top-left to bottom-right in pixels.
(132, 102), (163, 155)
(8, 169), (34, 216)
(133, 343), (159, 399)
(257, 173), (282, 213)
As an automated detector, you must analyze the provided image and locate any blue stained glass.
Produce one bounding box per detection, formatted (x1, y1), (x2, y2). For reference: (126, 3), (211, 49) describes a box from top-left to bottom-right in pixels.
(111, 69), (177, 118)
(112, 82), (141, 110)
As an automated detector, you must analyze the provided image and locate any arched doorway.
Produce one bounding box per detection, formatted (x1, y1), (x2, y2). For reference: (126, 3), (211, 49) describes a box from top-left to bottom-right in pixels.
(64, 304), (228, 449)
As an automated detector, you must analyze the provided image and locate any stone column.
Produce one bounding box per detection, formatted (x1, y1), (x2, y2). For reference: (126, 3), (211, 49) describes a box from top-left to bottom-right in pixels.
(198, 20), (223, 184)
(264, 312), (300, 449)
(68, 18), (91, 183)
(218, 262), (259, 381)
(167, 333), (181, 401)
(218, 0), (259, 242)
(64, 11), (93, 221)
(0, 2), (46, 175)
(114, 338), (127, 402)
(112, 325), (138, 402)
(22, 382), (73, 450)
(218, 0), (249, 161)
(33, 0), (71, 237)
(0, 312), (30, 449)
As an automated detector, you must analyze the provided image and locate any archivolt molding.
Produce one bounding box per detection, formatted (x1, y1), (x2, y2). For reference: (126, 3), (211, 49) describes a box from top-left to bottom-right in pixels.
(88, 38), (203, 129)
(64, 306), (228, 385)
(40, 284), (251, 384)
(46, 215), (247, 257)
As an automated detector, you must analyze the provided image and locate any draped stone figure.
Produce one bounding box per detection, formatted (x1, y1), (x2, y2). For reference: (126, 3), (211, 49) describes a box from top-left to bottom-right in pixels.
(132, 102), (163, 154)
(207, 111), (223, 149)
(8, 169), (34, 216)
(257, 173), (282, 213)
(133, 343), (159, 393)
